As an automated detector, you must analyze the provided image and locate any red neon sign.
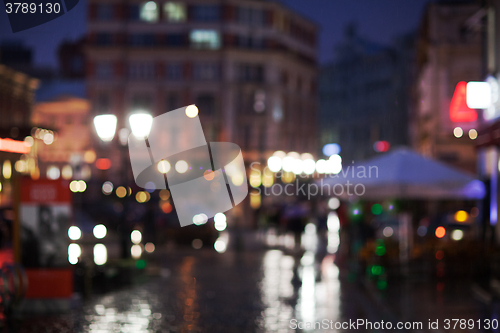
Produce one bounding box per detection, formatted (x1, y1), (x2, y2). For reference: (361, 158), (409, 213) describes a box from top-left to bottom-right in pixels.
(450, 81), (477, 122)
(0, 138), (30, 154)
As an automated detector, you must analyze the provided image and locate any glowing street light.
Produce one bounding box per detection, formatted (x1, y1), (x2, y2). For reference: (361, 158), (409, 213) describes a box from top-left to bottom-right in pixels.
(129, 113), (153, 139)
(93, 224), (107, 239)
(302, 159), (316, 175)
(94, 244), (107, 265)
(131, 230), (142, 244)
(68, 226), (82, 240)
(93, 115), (118, 142)
(267, 156), (282, 172)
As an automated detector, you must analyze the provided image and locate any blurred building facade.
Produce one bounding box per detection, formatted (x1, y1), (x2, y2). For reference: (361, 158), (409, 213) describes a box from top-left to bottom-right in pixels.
(319, 26), (415, 162)
(0, 64), (39, 205)
(411, 1), (482, 173)
(58, 38), (86, 80)
(474, 0), (500, 236)
(31, 97), (93, 181)
(85, 0), (318, 168)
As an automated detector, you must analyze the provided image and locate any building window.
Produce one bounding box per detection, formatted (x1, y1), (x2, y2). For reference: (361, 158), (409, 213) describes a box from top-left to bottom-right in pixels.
(166, 34), (185, 47)
(129, 4), (140, 20)
(193, 63), (219, 81)
(166, 63), (183, 81)
(163, 2), (186, 22)
(96, 93), (110, 112)
(237, 36), (250, 48)
(129, 34), (156, 46)
(237, 7), (264, 26)
(96, 33), (113, 46)
(195, 94), (215, 116)
(166, 93), (180, 110)
(243, 125), (251, 150)
(95, 63), (113, 79)
(140, 1), (159, 22)
(190, 30), (220, 49)
(97, 3), (114, 20)
(237, 64), (264, 83)
(128, 62), (156, 80)
(131, 94), (152, 111)
(191, 5), (220, 22)
(237, 36), (264, 49)
(251, 37), (264, 49)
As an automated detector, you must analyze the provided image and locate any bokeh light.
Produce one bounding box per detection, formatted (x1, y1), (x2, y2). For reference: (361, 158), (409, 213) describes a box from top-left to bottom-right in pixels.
(131, 230), (142, 244)
(68, 226), (81, 240)
(454, 210), (468, 222)
(93, 224), (107, 239)
(435, 226), (446, 238)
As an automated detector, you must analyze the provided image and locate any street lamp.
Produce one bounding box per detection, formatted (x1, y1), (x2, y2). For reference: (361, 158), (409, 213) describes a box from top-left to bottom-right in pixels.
(93, 111), (153, 260)
(93, 115), (117, 142)
(129, 113), (153, 139)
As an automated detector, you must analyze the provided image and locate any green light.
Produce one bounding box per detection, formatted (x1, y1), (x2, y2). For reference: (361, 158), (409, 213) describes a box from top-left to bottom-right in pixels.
(375, 246), (386, 256)
(377, 280), (388, 290)
(371, 204), (383, 215)
(136, 259), (146, 269)
(371, 265), (383, 276)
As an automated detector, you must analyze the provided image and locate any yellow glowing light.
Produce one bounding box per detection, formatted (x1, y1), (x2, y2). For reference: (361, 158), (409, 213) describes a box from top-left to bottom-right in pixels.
(69, 180), (79, 193)
(77, 180), (87, 192)
(159, 189), (170, 200)
(231, 173), (244, 186)
(3, 160), (11, 179)
(31, 167), (40, 180)
(469, 129), (478, 140)
(136, 191), (150, 203)
(185, 105), (199, 118)
(250, 191), (261, 209)
(116, 186), (127, 198)
(61, 165), (73, 179)
(249, 170), (261, 188)
(14, 160), (25, 173)
(136, 192), (145, 203)
(262, 172), (274, 188)
(454, 210), (469, 223)
(157, 160), (171, 174)
(282, 172), (295, 184)
(83, 150), (96, 164)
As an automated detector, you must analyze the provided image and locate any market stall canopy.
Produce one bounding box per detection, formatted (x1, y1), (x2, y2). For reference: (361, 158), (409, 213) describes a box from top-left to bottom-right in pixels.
(319, 148), (485, 200)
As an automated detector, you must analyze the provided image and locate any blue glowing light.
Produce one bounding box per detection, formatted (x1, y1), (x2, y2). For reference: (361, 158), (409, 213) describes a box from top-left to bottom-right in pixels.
(323, 143), (341, 156)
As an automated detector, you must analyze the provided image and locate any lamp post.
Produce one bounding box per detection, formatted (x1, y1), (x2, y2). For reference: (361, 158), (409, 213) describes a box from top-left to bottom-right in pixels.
(93, 115), (118, 142)
(128, 112), (153, 139)
(93, 112), (153, 259)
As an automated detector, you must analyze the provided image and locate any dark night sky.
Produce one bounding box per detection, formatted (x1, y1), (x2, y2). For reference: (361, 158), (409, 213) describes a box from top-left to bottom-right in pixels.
(0, 0), (431, 68)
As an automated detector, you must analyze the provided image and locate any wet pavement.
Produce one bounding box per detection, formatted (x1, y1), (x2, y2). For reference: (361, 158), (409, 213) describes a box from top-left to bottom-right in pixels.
(6, 247), (497, 333)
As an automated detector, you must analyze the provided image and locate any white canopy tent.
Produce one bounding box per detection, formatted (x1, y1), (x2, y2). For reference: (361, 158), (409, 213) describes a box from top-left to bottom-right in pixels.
(319, 148), (485, 271)
(319, 148), (485, 200)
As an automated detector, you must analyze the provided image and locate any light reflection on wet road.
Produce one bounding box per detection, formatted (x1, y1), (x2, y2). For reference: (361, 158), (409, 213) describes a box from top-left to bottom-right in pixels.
(11, 246), (494, 333)
(12, 249), (357, 333)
